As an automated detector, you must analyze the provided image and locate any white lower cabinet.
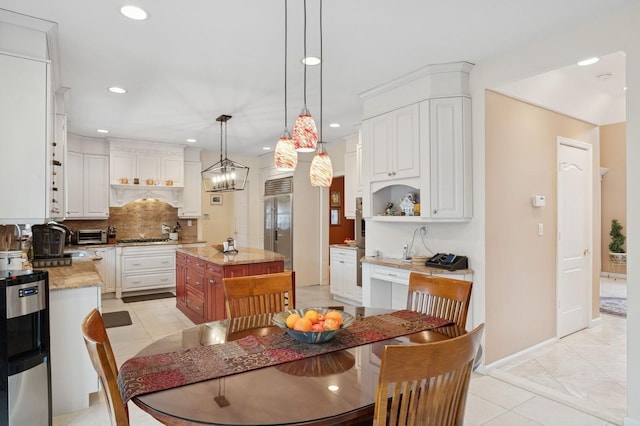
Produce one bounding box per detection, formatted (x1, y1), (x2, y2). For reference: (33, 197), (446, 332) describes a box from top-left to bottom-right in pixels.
(330, 247), (363, 304)
(116, 245), (178, 298)
(49, 285), (101, 416)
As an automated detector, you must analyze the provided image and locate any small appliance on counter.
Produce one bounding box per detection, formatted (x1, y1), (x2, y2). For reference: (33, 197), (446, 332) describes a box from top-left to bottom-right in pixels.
(75, 229), (107, 245)
(31, 223), (72, 267)
(425, 253), (469, 271)
(223, 237), (238, 253)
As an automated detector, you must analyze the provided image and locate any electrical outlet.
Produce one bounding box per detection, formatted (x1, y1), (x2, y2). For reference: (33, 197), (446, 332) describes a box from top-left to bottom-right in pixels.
(187, 220), (192, 226)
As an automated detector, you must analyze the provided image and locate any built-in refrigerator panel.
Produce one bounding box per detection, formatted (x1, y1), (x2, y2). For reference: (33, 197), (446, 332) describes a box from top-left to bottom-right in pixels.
(264, 177), (293, 270)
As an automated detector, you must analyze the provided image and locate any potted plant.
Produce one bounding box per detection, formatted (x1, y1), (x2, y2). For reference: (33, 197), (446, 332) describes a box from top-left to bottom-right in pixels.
(608, 219), (627, 264)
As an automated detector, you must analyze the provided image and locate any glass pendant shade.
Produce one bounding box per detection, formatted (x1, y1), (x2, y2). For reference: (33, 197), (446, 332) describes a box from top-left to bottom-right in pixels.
(274, 131), (298, 171)
(309, 150), (333, 187)
(293, 106), (318, 152)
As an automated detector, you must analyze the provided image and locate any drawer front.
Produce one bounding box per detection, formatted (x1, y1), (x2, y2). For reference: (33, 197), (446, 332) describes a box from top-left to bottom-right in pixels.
(186, 270), (205, 295)
(122, 272), (175, 290)
(185, 255), (207, 272)
(124, 254), (175, 272)
(185, 287), (205, 318)
(370, 265), (411, 284)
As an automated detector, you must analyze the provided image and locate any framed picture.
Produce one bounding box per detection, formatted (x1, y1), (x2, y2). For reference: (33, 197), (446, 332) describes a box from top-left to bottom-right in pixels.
(210, 194), (223, 205)
(330, 209), (341, 225)
(330, 191), (341, 207)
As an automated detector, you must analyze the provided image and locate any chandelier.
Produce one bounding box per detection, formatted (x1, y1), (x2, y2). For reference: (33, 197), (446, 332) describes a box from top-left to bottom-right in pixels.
(201, 114), (249, 192)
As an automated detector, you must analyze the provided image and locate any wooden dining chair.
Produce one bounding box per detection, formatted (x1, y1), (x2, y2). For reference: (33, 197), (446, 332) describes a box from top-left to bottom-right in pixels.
(373, 323), (484, 426)
(406, 272), (472, 328)
(223, 271), (295, 319)
(81, 308), (129, 426)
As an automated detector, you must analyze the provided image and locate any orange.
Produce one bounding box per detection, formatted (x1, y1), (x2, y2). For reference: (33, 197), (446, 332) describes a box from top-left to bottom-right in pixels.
(293, 317), (313, 331)
(323, 318), (340, 331)
(285, 313), (301, 329)
(324, 311), (343, 327)
(303, 309), (320, 324)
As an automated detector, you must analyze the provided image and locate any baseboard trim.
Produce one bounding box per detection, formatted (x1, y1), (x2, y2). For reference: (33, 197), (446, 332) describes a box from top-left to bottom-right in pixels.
(484, 337), (558, 372)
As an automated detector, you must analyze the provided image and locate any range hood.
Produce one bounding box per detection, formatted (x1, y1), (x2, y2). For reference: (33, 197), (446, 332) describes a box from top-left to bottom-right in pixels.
(108, 139), (186, 208)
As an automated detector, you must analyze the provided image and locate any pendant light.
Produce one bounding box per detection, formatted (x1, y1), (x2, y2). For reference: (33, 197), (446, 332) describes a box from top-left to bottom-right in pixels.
(292, 0), (318, 152)
(309, 0), (333, 187)
(201, 114), (250, 192)
(274, 0), (298, 171)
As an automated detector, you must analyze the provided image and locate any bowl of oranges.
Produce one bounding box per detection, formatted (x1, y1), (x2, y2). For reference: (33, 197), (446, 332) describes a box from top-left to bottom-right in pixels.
(272, 308), (355, 344)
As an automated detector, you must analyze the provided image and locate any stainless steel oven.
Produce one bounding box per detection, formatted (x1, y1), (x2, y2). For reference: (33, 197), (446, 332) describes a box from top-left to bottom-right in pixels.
(1, 269), (51, 425)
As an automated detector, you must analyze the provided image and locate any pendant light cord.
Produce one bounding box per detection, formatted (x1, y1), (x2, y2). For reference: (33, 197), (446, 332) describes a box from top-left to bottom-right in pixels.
(319, 0), (323, 150)
(284, 0), (288, 130)
(303, 0), (308, 107)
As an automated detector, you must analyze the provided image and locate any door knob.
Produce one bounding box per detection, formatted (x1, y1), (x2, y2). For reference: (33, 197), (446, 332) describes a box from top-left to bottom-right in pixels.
(583, 249), (591, 255)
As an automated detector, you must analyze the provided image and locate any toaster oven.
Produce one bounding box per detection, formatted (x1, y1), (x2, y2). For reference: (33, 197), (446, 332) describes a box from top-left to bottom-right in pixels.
(76, 229), (107, 245)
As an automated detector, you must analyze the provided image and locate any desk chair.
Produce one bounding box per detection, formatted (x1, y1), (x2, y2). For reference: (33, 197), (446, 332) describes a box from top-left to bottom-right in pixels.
(373, 324), (484, 426)
(81, 309), (129, 426)
(406, 273), (472, 328)
(223, 271), (295, 319)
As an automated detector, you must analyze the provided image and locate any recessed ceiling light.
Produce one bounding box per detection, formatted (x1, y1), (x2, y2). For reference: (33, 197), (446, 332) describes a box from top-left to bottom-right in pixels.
(577, 57), (600, 66)
(329, 123), (340, 128)
(186, 138), (197, 143)
(120, 5), (148, 20)
(327, 385), (339, 392)
(262, 146), (272, 151)
(301, 56), (321, 66)
(108, 86), (127, 94)
(97, 129), (109, 134)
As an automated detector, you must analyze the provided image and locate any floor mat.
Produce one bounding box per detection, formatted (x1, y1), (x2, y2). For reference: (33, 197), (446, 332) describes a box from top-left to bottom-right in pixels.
(122, 292), (176, 303)
(600, 296), (627, 318)
(103, 311), (132, 328)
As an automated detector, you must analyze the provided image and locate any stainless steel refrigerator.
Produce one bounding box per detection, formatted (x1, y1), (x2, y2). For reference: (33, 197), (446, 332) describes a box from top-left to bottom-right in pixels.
(264, 177), (293, 270)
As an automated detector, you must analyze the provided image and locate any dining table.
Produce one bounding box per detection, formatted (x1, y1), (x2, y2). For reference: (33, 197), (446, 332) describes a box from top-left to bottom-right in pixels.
(118, 306), (466, 426)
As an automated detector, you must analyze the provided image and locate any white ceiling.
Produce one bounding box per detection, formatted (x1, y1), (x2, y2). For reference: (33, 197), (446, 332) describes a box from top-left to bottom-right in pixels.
(0, 0), (631, 157)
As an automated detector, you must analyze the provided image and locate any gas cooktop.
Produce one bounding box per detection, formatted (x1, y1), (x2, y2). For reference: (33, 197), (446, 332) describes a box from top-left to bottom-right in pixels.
(116, 238), (171, 244)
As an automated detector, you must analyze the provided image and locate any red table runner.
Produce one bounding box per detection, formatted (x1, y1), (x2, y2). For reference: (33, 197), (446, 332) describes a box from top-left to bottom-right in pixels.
(117, 310), (451, 403)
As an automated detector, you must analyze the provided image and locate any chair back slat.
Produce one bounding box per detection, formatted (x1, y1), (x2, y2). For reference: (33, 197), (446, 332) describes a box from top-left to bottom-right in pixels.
(81, 309), (129, 426)
(373, 324), (484, 426)
(406, 273), (472, 328)
(223, 271), (295, 319)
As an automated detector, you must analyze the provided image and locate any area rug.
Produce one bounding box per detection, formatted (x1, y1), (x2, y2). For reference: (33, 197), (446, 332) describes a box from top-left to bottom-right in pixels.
(600, 296), (627, 318)
(103, 311), (132, 328)
(122, 292), (175, 303)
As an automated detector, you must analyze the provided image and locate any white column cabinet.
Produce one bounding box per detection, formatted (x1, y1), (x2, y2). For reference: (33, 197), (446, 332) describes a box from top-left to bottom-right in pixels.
(363, 104), (420, 183)
(343, 132), (362, 219)
(90, 247), (116, 293)
(330, 247), (362, 303)
(179, 161), (202, 218)
(427, 97), (472, 220)
(66, 152), (109, 219)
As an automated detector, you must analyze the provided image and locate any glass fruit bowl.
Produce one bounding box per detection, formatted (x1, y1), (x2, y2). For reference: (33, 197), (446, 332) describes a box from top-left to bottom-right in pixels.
(272, 308), (355, 344)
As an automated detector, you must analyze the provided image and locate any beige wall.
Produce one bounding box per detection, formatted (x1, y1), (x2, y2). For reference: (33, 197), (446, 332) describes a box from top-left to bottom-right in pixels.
(485, 91), (599, 363)
(600, 122), (627, 274)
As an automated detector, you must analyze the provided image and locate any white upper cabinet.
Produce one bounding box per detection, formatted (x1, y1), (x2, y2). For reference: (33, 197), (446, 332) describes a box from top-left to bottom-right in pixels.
(360, 62), (473, 222)
(179, 148), (202, 218)
(66, 136), (110, 219)
(343, 131), (362, 219)
(427, 97), (472, 220)
(364, 104), (420, 183)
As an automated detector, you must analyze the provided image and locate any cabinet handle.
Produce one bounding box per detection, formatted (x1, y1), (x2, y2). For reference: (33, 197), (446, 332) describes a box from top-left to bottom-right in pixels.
(209, 279), (216, 284)
(132, 263), (142, 266)
(433, 209), (438, 214)
(132, 280), (141, 284)
(160, 278), (169, 282)
(388, 273), (397, 277)
(160, 261), (170, 264)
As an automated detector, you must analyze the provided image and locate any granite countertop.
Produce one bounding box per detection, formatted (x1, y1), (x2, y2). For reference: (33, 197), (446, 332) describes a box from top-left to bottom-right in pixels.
(177, 246), (285, 266)
(361, 256), (473, 275)
(35, 259), (103, 290)
(65, 239), (206, 249)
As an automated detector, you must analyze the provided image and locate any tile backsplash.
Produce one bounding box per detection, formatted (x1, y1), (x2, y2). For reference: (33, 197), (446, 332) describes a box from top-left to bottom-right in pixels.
(64, 199), (198, 241)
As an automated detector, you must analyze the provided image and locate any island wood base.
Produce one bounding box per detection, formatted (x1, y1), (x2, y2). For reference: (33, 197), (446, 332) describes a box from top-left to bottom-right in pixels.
(176, 251), (285, 324)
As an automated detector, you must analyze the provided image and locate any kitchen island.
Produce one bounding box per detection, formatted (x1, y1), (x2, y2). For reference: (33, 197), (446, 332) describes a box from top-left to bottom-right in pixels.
(176, 247), (286, 323)
(36, 260), (102, 416)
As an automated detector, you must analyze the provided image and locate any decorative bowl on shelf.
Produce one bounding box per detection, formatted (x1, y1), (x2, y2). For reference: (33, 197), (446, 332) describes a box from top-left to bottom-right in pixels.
(272, 308), (355, 344)
(344, 239), (358, 247)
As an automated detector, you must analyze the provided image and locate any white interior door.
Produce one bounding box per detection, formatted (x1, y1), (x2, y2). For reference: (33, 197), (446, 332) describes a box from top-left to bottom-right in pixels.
(233, 183), (249, 247)
(557, 137), (592, 338)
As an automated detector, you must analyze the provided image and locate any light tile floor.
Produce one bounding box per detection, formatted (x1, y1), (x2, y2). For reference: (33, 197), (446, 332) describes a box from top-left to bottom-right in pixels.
(53, 283), (622, 425)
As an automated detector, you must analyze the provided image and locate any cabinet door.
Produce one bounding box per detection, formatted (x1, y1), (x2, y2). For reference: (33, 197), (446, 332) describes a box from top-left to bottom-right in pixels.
(176, 253), (188, 307)
(0, 54), (48, 223)
(162, 157), (185, 186)
(344, 150), (357, 219)
(136, 154), (161, 182)
(66, 151), (83, 217)
(83, 154), (109, 218)
(429, 97), (472, 220)
(205, 266), (225, 321)
(110, 151), (135, 184)
(366, 114), (393, 182)
(329, 249), (346, 296)
(179, 161), (202, 218)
